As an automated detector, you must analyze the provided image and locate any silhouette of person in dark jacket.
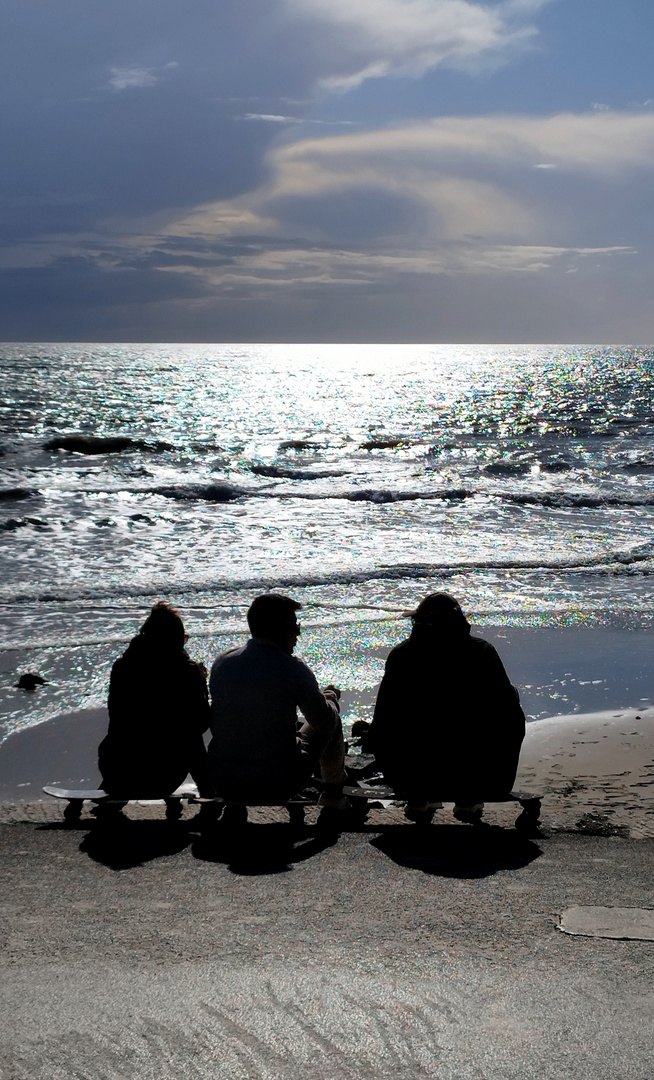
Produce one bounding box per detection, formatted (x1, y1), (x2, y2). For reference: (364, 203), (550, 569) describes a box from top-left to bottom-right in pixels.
(368, 593), (525, 822)
(98, 601), (212, 799)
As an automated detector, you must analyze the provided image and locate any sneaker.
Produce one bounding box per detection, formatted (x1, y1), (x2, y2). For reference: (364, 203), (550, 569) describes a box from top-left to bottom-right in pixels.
(404, 801), (442, 824)
(222, 803), (248, 827)
(317, 792), (351, 811)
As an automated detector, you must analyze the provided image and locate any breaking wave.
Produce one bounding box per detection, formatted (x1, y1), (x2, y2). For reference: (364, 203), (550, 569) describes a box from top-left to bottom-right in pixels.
(153, 483), (245, 502)
(3, 542), (654, 607)
(5, 482), (654, 510)
(250, 464), (349, 480)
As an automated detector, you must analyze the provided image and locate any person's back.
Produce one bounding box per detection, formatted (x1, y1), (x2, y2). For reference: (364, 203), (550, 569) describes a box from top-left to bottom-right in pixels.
(98, 601), (211, 797)
(208, 593), (346, 805)
(368, 593), (525, 811)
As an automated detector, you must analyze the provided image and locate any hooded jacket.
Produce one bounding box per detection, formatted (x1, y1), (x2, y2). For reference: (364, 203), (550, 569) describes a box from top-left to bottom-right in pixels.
(98, 633), (211, 796)
(368, 626), (525, 800)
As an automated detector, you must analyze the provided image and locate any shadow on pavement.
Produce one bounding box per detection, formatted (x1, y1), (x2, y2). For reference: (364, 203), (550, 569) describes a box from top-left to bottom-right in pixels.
(77, 820), (194, 870)
(370, 823), (542, 878)
(192, 821), (339, 875)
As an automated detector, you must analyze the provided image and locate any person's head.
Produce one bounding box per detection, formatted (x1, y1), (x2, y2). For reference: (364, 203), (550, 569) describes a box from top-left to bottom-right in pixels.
(140, 600), (186, 650)
(247, 593), (301, 654)
(406, 592), (470, 638)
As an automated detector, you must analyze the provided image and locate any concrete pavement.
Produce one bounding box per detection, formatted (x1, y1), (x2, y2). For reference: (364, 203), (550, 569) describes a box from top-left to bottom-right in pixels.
(1, 814), (653, 1079)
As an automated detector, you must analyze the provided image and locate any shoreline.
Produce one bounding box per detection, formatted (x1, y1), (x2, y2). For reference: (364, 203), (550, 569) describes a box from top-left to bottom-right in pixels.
(3, 621), (654, 742)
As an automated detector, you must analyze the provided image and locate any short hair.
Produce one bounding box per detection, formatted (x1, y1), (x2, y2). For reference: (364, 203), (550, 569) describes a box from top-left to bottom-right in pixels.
(247, 593), (301, 638)
(411, 592), (470, 634)
(140, 600), (186, 648)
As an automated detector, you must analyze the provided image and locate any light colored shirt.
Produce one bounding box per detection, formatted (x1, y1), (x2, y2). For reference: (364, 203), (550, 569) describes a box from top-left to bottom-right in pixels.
(208, 638), (338, 782)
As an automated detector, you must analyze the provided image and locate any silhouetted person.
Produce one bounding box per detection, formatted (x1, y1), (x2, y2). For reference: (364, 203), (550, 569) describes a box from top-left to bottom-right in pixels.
(98, 601), (212, 799)
(208, 593), (347, 812)
(368, 593), (525, 823)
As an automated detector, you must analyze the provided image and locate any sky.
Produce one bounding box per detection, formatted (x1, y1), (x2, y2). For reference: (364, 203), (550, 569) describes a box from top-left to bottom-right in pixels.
(1, 0), (654, 343)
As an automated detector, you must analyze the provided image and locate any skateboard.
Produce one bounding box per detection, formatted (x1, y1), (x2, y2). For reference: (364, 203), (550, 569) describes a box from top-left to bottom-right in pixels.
(43, 779), (541, 830)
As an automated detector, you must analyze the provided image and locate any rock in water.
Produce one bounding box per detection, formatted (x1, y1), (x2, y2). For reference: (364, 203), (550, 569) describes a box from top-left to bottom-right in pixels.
(15, 673), (47, 691)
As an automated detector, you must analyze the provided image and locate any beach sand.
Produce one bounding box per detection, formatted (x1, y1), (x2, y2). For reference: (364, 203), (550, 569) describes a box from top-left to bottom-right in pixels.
(1, 702), (652, 836)
(514, 706), (654, 838)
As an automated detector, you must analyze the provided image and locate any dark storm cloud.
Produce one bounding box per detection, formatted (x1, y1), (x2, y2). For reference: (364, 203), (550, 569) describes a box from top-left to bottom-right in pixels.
(0, 0), (312, 241)
(0, 257), (210, 309)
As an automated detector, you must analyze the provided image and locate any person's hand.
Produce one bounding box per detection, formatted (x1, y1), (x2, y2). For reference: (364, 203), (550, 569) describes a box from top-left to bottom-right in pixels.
(322, 683), (341, 709)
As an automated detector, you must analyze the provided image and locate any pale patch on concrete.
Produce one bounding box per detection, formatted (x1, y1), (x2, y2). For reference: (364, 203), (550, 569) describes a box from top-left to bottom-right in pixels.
(559, 905), (654, 941)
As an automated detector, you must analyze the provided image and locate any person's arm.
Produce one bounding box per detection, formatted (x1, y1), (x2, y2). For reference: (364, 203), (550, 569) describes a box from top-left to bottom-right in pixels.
(294, 660), (340, 735)
(367, 649), (404, 765)
(479, 643), (526, 740)
(187, 732), (214, 797)
(181, 660), (211, 733)
(106, 657), (133, 731)
(184, 660), (214, 795)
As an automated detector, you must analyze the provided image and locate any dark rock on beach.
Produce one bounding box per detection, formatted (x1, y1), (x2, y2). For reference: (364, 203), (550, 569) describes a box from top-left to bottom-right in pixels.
(0, 488), (34, 502)
(154, 483), (242, 502)
(15, 673), (47, 691)
(277, 439), (321, 451)
(250, 464), (347, 480)
(0, 517), (50, 531)
(359, 438), (409, 450)
(484, 460), (531, 477)
(45, 435), (174, 455)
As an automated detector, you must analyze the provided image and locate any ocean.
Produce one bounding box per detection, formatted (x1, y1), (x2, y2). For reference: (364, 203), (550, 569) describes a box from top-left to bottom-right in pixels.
(2, 342), (654, 741)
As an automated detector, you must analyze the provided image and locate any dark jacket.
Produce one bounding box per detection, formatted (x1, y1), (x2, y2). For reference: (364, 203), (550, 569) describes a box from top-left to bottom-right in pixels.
(98, 634), (212, 797)
(368, 627), (525, 800)
(208, 638), (339, 799)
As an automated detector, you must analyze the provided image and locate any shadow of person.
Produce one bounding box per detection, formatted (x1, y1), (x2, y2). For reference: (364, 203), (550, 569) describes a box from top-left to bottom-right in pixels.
(192, 821), (339, 876)
(78, 819), (194, 871)
(370, 823), (542, 879)
(37, 819), (93, 833)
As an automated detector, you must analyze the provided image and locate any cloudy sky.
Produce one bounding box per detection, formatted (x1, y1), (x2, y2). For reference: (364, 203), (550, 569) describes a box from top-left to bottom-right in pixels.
(1, 0), (653, 342)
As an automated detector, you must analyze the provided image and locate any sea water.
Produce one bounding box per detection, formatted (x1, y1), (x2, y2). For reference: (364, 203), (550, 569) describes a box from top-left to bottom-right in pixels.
(2, 342), (654, 738)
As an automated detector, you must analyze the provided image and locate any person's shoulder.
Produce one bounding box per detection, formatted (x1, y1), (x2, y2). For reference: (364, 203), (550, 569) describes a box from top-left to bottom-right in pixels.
(385, 638), (412, 662)
(181, 652), (208, 678)
(285, 649), (311, 671)
(286, 651), (319, 681)
(110, 636), (140, 674)
(467, 635), (501, 661)
(210, 643), (247, 671)
(468, 634), (496, 651)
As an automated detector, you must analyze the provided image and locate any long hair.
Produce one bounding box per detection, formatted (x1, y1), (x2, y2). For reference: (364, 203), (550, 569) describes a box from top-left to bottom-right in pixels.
(140, 601), (186, 649)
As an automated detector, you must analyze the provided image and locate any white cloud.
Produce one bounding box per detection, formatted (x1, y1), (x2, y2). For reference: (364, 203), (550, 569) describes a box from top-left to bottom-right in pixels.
(109, 67), (159, 92)
(107, 62), (178, 93)
(18, 109), (646, 329)
(281, 0), (549, 90)
(239, 113), (358, 126)
(268, 111), (654, 184)
(152, 110), (653, 293)
(163, 244), (635, 293)
(241, 113), (301, 123)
